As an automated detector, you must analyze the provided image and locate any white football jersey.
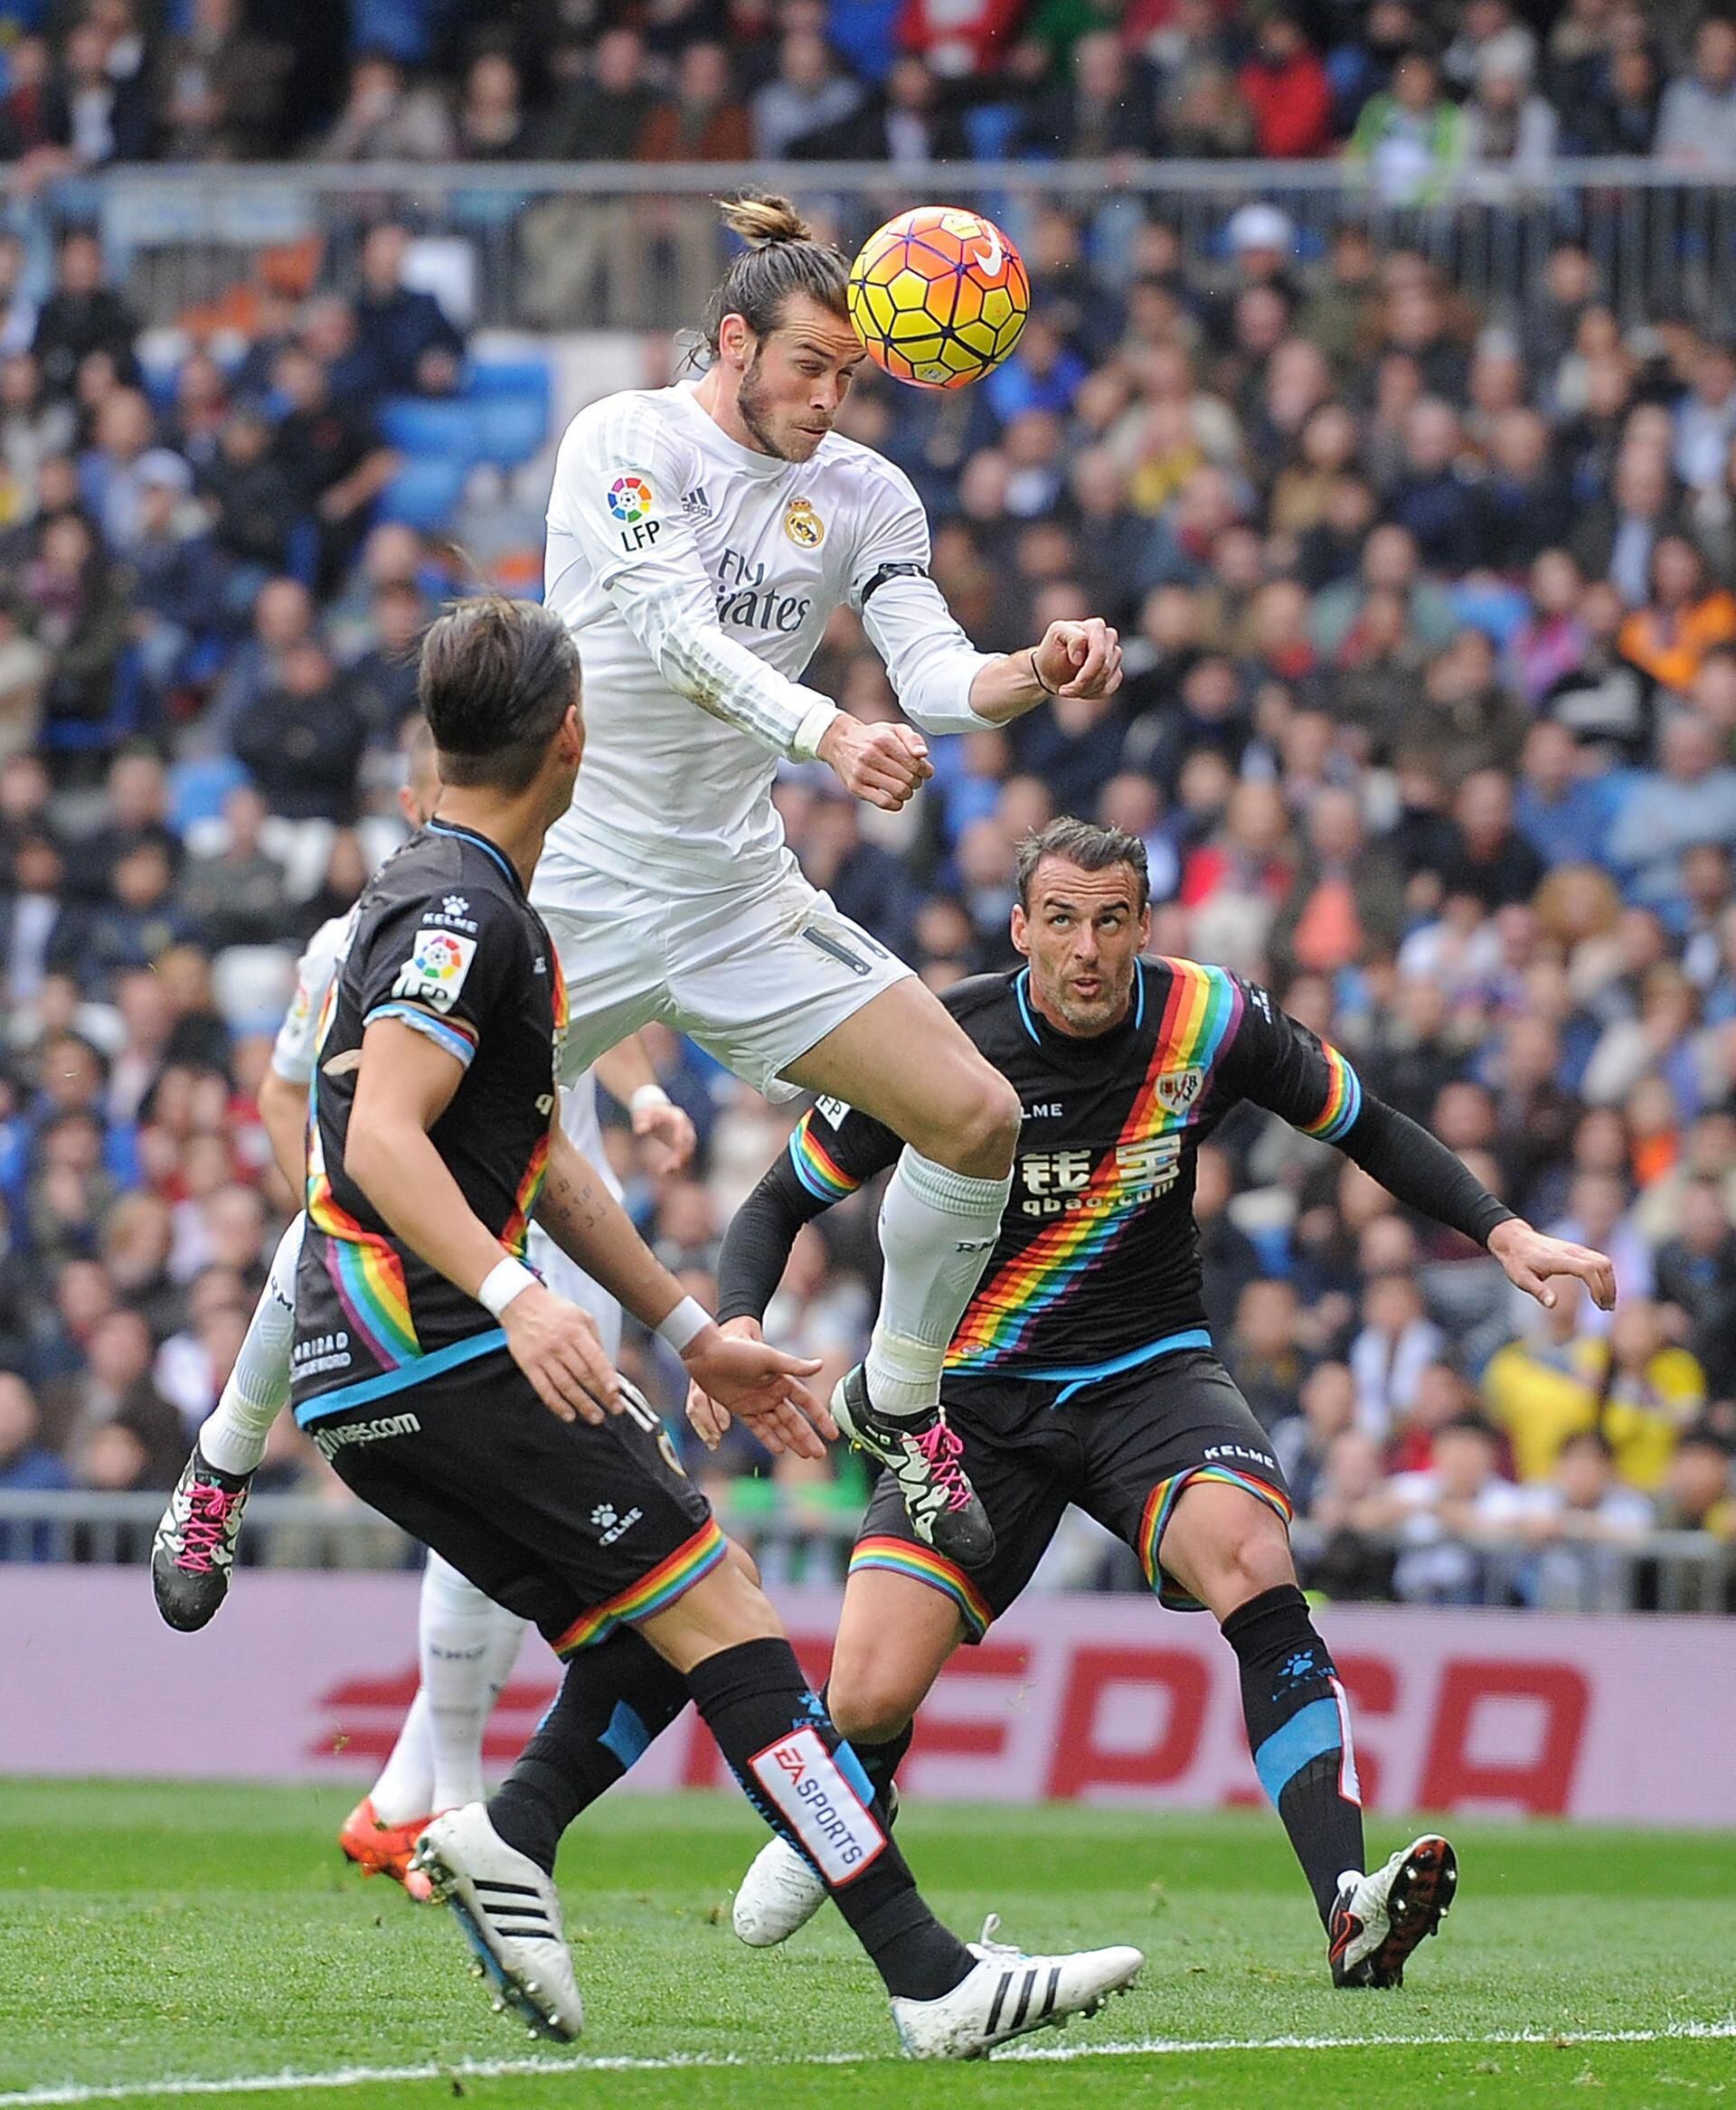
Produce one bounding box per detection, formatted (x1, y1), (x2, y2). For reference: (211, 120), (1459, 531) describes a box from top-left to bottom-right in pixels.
(542, 379), (993, 890)
(269, 912), (352, 1086)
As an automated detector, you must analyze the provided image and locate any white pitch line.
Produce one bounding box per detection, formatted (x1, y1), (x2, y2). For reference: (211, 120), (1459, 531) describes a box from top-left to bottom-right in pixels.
(5, 2021), (1735, 2106)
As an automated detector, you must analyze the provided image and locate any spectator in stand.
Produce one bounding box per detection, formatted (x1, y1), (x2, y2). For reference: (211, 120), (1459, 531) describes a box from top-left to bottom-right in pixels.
(1655, 14), (1736, 171)
(1369, 1414), (1542, 1605)
(1349, 1270), (1445, 1441)
(1237, 14), (1334, 160)
(32, 231), (138, 401)
(635, 41), (752, 162)
(454, 50), (528, 161)
(751, 28), (863, 158)
(316, 50), (455, 161)
(200, 404), (300, 593)
(1460, 46), (1559, 173)
(1024, 29), (1158, 158)
(39, 16), (156, 172)
(1654, 1178), (1736, 1397)
(1608, 712), (1736, 909)
(1345, 49), (1466, 204)
(25, 513), (132, 745)
(0, 1375), (71, 1559)
(792, 50), (967, 162)
(230, 637), (366, 823)
(897, 0), (1024, 78)
(175, 787), (289, 952)
(268, 345), (396, 590)
(1653, 1422), (1736, 1539)
(158, 0), (294, 161)
(1618, 536), (1736, 696)
(352, 222), (466, 400)
(207, 576), (317, 741)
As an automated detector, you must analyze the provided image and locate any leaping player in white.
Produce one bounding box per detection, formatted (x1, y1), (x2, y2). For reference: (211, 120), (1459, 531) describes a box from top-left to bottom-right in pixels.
(535, 195), (1123, 1565)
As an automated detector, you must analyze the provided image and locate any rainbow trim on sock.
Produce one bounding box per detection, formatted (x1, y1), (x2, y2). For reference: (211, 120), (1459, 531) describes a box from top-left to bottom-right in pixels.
(948, 960), (1243, 1373)
(1137, 1466), (1295, 1610)
(1297, 1041), (1362, 1142)
(788, 1113), (862, 1201)
(551, 1517), (727, 1654)
(848, 1534), (994, 1639)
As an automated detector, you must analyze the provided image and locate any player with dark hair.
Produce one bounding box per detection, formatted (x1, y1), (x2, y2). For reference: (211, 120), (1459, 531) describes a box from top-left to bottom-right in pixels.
(537, 194), (1127, 1567)
(684, 818), (1617, 1989)
(296, 600), (1146, 2055)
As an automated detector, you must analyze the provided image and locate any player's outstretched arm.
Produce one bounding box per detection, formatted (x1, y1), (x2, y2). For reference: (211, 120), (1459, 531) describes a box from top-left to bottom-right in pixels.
(1232, 978), (1617, 1314)
(533, 1126), (833, 1456)
(345, 1018), (623, 1425)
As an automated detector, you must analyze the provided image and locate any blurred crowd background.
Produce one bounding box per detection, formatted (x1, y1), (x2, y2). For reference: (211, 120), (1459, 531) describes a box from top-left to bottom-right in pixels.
(4, 0), (1736, 1611)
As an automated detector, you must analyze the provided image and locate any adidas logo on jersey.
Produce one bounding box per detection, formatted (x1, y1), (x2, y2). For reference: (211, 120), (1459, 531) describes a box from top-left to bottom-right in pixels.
(682, 485), (712, 520)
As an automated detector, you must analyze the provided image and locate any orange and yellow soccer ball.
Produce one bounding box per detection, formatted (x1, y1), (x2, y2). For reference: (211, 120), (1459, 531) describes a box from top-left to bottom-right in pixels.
(846, 206), (1030, 391)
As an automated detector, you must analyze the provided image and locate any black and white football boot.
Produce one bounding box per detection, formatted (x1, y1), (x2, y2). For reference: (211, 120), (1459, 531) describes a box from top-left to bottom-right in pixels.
(892, 1914), (1144, 2059)
(151, 1446), (253, 1632)
(830, 1365), (995, 1569)
(412, 1803), (585, 2041)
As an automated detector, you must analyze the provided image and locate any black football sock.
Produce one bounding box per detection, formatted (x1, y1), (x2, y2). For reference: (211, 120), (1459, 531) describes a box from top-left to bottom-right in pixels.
(822, 1681), (914, 1809)
(1222, 1583), (1365, 1926)
(687, 1636), (972, 2002)
(488, 1629), (693, 1873)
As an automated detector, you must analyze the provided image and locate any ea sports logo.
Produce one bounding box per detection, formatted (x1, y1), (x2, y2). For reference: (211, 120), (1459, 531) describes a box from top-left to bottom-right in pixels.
(607, 476), (654, 523)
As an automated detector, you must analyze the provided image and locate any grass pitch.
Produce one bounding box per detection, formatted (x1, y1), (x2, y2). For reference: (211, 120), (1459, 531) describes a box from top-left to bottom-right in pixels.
(2, 1782), (1732, 2109)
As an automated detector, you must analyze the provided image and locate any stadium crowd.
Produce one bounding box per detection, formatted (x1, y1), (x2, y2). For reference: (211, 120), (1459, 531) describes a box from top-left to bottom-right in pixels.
(4, 7), (1736, 1611)
(6, 0), (1736, 181)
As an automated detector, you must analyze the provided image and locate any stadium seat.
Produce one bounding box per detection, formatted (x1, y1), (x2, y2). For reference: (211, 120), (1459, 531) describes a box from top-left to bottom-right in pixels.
(472, 393), (548, 469)
(167, 755), (249, 834)
(377, 455), (471, 531)
(378, 398), (480, 463)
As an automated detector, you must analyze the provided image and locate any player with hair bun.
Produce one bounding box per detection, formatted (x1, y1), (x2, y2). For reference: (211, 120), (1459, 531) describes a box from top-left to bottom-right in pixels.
(538, 195), (1124, 1567)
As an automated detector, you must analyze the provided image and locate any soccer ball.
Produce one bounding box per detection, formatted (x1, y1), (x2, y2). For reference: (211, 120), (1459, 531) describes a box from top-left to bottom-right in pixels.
(846, 206), (1030, 391)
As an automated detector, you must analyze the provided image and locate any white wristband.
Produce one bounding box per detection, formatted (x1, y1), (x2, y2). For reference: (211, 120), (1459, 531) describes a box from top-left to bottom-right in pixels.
(629, 1083), (672, 1116)
(656, 1294), (712, 1353)
(477, 1257), (536, 1320)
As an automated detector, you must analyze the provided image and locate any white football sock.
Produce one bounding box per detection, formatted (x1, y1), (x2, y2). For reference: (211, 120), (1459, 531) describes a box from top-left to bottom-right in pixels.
(197, 1215), (302, 1475)
(368, 1691), (435, 1826)
(420, 1552), (510, 1813)
(863, 1148), (1010, 1417)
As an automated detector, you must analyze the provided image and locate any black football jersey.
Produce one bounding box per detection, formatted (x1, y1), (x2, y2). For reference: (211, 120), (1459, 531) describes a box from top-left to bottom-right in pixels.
(783, 959), (1365, 1380)
(291, 819), (565, 1417)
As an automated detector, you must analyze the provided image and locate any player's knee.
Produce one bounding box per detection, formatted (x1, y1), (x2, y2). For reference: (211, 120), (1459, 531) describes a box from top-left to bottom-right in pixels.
(1218, 1517), (1297, 1610)
(930, 1071), (1021, 1173)
(825, 1650), (922, 1746)
(828, 1679), (917, 1748)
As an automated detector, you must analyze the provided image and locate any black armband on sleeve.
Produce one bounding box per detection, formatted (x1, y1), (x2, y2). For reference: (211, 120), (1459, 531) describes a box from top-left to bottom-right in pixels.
(857, 560), (928, 608)
(715, 1154), (831, 1325)
(1337, 1095), (1516, 1248)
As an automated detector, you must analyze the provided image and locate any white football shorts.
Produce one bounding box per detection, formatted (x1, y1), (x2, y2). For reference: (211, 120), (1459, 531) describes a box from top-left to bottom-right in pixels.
(532, 846), (912, 1103)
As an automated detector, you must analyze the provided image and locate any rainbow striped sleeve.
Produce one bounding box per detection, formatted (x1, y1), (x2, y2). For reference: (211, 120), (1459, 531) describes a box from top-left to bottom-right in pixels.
(788, 1114), (863, 1203)
(363, 1002), (479, 1071)
(1297, 1042), (1363, 1144)
(849, 1535), (994, 1640)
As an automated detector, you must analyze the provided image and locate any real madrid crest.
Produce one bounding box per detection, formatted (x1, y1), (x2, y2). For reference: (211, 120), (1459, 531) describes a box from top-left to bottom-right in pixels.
(784, 495), (825, 548)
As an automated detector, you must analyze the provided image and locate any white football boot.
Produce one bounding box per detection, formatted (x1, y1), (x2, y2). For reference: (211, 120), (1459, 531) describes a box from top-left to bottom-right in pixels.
(1329, 1833), (1458, 1988)
(732, 1785), (900, 1947)
(732, 1832), (827, 1947)
(411, 1803), (584, 2041)
(892, 1915), (1143, 2059)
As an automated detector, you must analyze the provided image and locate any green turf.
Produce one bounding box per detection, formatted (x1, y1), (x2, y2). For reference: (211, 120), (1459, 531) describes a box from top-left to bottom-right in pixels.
(2, 1782), (1731, 2110)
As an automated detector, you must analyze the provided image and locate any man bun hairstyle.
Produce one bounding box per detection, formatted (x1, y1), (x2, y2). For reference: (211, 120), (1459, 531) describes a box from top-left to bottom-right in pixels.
(1016, 816), (1151, 913)
(703, 193), (850, 359)
(417, 595), (580, 795)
